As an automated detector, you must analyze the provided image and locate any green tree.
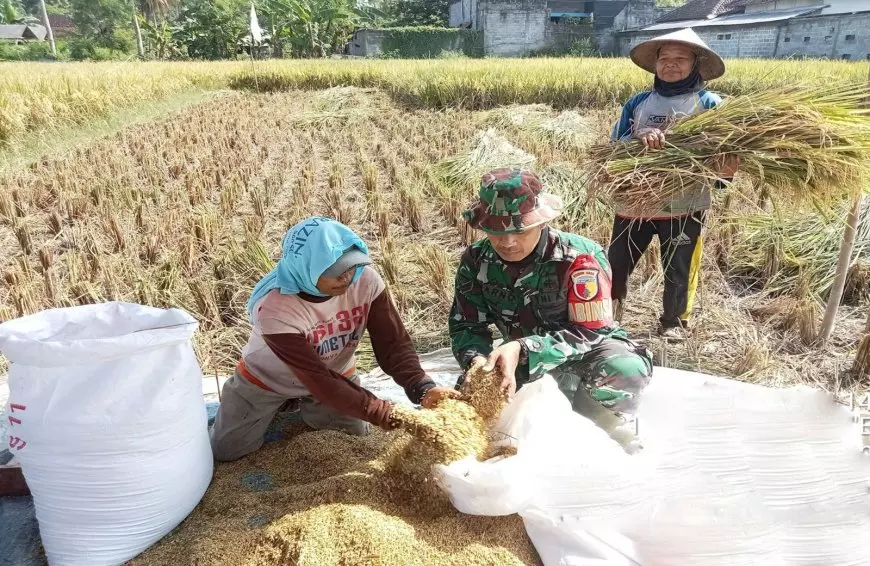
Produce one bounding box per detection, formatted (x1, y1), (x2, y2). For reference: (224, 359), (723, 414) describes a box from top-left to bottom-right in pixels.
(70, 0), (134, 50)
(382, 0), (448, 27)
(258, 0), (378, 58)
(21, 0), (69, 16)
(139, 0), (172, 21)
(0, 0), (24, 23)
(142, 15), (180, 58)
(171, 0), (247, 59)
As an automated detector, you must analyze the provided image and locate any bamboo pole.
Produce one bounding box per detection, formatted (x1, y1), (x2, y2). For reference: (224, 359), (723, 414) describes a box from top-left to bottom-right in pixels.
(820, 195), (862, 344)
(38, 0), (55, 56)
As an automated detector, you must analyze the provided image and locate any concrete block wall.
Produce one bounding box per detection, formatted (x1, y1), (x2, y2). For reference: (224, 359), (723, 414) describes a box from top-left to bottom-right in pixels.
(601, 0), (657, 55)
(778, 14), (870, 60)
(730, 25), (780, 58)
(618, 13), (870, 60)
(479, 0), (549, 56)
(619, 25), (779, 58)
(546, 21), (596, 51)
(611, 0), (657, 31)
(348, 29), (387, 56)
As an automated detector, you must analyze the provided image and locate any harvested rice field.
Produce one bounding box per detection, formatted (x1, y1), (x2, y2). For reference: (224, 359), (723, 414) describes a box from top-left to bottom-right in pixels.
(4, 58), (870, 566)
(1, 85), (867, 393)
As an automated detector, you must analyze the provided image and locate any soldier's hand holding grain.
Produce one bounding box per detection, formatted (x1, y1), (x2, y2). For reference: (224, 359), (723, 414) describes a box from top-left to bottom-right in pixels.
(484, 342), (522, 397)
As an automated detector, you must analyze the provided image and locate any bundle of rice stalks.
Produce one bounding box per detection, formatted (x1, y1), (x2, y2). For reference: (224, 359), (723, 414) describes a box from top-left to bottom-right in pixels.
(225, 240), (275, 285)
(749, 294), (821, 346)
(723, 197), (870, 299)
(435, 128), (536, 189)
(845, 261), (870, 304)
(733, 342), (771, 378)
(489, 105), (598, 151)
(852, 316), (870, 387)
(589, 85), (870, 211)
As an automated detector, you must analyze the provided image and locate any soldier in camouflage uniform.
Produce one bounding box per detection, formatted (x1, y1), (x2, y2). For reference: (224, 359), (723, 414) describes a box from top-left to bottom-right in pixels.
(449, 168), (653, 451)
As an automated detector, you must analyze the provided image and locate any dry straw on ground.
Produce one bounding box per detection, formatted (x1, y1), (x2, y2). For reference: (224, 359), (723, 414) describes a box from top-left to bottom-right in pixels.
(722, 197), (870, 300)
(1, 85), (866, 397)
(434, 128), (536, 189)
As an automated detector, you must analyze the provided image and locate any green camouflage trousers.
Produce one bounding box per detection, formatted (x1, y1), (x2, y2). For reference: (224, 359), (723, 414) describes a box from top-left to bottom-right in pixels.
(522, 336), (652, 428)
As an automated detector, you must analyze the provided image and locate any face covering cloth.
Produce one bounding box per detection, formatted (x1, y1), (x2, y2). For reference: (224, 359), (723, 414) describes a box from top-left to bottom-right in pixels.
(654, 64), (704, 97)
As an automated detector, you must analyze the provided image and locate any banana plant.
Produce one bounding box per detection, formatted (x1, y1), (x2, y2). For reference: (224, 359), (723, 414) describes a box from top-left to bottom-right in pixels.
(259, 0), (381, 58)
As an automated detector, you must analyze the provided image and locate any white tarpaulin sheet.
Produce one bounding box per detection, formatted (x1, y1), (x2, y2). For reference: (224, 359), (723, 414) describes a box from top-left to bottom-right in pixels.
(368, 348), (870, 566)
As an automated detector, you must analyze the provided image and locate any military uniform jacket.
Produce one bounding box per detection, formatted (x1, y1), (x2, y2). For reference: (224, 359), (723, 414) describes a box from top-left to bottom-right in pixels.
(449, 228), (627, 383)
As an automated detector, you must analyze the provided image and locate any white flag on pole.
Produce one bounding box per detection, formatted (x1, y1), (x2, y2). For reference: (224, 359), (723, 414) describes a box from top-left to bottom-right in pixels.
(250, 2), (262, 43)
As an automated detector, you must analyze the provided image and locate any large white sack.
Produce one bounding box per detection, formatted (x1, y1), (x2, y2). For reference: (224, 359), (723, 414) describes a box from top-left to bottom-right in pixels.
(0, 302), (213, 566)
(417, 345), (870, 566)
(434, 377), (633, 517)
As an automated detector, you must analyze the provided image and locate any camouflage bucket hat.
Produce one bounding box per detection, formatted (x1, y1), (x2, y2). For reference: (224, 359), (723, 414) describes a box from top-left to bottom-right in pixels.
(462, 168), (563, 234)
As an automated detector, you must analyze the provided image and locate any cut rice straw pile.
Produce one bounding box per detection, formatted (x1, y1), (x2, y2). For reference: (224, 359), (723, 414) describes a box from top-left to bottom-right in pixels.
(723, 196), (870, 299)
(488, 104), (598, 151)
(435, 128), (536, 188)
(539, 163), (612, 239)
(588, 85), (870, 211)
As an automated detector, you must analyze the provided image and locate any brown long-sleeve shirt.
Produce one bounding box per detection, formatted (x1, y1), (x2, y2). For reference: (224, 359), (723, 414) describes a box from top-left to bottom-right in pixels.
(259, 289), (434, 428)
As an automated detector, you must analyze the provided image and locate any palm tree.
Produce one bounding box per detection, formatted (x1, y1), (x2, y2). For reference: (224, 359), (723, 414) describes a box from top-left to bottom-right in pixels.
(130, 0), (177, 58)
(139, 0), (175, 23)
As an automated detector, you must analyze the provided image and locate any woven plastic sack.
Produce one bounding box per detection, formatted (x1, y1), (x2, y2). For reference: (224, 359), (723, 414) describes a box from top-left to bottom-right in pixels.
(0, 302), (213, 566)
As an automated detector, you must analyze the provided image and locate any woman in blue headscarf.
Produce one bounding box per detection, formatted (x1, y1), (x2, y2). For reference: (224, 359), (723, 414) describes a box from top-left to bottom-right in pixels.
(210, 216), (459, 462)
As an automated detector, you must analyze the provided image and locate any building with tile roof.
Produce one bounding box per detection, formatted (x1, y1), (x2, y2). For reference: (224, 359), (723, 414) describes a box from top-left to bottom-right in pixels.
(619, 0), (870, 60)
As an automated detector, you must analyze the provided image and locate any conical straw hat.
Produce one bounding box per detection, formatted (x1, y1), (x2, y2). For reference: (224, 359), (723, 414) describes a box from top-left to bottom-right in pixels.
(630, 28), (726, 81)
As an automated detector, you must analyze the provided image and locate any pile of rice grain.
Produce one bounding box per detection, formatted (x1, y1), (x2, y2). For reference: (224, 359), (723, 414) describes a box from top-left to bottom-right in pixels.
(131, 367), (537, 566)
(382, 364), (509, 517)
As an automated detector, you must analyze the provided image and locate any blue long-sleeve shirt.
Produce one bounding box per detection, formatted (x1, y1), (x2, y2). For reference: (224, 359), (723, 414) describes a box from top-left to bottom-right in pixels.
(610, 89), (723, 219)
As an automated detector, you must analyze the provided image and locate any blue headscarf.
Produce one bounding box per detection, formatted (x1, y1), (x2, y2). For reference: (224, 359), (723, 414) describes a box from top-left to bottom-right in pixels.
(246, 217), (368, 318)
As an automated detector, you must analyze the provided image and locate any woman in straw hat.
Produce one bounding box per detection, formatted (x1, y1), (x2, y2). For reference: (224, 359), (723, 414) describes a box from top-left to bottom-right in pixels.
(608, 28), (738, 341)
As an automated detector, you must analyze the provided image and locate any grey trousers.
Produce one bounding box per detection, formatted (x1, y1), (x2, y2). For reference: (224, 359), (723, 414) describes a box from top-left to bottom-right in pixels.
(210, 371), (371, 462)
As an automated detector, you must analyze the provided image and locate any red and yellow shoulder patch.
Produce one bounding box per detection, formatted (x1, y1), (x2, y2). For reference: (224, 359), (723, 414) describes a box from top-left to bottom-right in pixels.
(570, 269), (600, 301)
(566, 255), (613, 329)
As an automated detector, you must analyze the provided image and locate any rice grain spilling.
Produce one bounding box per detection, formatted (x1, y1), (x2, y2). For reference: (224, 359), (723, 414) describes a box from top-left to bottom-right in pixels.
(130, 365), (537, 566)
